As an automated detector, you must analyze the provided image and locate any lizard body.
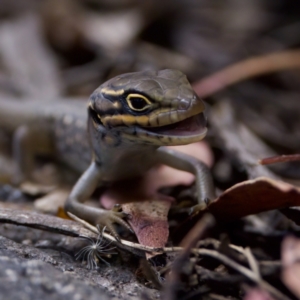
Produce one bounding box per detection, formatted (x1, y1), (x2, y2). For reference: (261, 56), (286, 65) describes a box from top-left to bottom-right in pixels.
(0, 99), (90, 176)
(0, 69), (215, 238)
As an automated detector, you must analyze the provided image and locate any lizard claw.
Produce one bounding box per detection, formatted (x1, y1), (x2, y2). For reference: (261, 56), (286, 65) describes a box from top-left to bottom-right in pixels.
(96, 207), (132, 242)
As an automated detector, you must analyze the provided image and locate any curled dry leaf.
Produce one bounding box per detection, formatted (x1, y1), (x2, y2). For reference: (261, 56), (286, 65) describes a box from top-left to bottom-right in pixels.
(281, 236), (300, 298)
(122, 199), (172, 258)
(205, 177), (300, 221)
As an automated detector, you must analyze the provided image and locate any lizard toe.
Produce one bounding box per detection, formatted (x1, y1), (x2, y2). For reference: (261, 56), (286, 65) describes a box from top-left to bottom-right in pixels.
(96, 210), (132, 241)
(110, 211), (133, 233)
(190, 195), (214, 215)
(189, 202), (208, 215)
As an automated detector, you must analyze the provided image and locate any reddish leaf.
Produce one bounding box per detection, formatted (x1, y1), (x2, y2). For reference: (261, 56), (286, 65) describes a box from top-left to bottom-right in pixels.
(122, 198), (172, 256)
(207, 177), (300, 221)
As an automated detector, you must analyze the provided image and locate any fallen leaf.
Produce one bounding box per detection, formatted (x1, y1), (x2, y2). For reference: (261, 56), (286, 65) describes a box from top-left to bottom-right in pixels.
(122, 198), (172, 258)
(206, 177), (300, 221)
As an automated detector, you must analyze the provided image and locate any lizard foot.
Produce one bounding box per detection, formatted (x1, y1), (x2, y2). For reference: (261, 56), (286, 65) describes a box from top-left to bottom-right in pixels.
(96, 205), (133, 241)
(189, 197), (211, 215)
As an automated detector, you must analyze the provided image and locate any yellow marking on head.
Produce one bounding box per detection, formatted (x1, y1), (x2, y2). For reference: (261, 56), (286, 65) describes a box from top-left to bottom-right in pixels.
(101, 87), (124, 96)
(121, 115), (150, 126)
(135, 115), (150, 126)
(88, 101), (93, 108)
(126, 93), (152, 111)
(112, 101), (121, 109)
(100, 114), (150, 127)
(121, 115), (136, 126)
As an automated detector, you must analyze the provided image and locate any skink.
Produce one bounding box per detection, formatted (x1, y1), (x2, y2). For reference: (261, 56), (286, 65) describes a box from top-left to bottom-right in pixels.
(0, 69), (215, 238)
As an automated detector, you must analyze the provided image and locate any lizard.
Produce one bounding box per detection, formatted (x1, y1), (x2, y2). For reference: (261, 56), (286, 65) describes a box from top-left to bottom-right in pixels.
(0, 69), (215, 239)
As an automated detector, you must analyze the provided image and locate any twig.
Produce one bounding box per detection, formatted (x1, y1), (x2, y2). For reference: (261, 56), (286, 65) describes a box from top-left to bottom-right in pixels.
(68, 212), (171, 254)
(244, 247), (261, 279)
(193, 49), (300, 98)
(179, 214), (215, 249)
(193, 249), (291, 300)
(163, 214), (215, 300)
(259, 154), (300, 165)
(197, 237), (246, 254)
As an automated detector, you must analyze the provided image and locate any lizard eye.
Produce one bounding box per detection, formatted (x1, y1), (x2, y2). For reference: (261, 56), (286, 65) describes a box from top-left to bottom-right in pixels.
(126, 94), (151, 111)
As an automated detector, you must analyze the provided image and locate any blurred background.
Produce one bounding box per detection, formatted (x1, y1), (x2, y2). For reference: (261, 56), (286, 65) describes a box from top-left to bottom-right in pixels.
(0, 0), (299, 94)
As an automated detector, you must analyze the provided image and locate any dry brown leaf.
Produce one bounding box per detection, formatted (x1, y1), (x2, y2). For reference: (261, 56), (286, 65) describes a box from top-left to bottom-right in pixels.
(122, 199), (172, 257)
(206, 177), (300, 221)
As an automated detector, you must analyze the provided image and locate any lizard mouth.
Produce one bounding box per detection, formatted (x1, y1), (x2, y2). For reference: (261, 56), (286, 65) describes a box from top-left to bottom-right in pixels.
(144, 113), (206, 136)
(129, 112), (207, 145)
(89, 106), (207, 145)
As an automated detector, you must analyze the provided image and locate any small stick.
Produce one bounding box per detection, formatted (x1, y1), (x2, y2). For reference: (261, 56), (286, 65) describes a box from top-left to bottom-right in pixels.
(193, 249), (291, 300)
(259, 154), (300, 165)
(67, 212), (166, 254)
(163, 214), (215, 300)
(68, 212), (290, 299)
(193, 50), (300, 98)
(244, 247), (261, 279)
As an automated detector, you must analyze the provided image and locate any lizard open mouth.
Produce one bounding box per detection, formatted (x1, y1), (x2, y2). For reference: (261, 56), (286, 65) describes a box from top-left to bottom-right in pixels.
(89, 106), (207, 145)
(143, 113), (206, 136)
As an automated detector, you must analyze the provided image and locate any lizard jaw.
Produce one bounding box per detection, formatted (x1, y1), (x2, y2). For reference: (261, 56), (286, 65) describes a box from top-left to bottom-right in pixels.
(143, 112), (206, 136)
(89, 106), (207, 146)
(121, 112), (207, 146)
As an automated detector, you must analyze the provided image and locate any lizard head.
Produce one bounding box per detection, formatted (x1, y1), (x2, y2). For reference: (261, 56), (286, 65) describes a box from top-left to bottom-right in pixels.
(88, 69), (207, 146)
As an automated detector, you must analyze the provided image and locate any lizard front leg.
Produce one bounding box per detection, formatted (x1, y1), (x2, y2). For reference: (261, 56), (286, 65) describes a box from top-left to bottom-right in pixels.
(156, 147), (215, 210)
(64, 161), (131, 239)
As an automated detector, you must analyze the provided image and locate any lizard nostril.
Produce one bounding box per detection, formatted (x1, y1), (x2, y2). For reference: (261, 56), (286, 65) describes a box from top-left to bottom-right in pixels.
(178, 99), (190, 110)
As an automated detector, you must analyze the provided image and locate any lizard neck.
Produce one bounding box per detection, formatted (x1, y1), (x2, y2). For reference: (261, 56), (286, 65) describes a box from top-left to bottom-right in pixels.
(89, 119), (159, 181)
